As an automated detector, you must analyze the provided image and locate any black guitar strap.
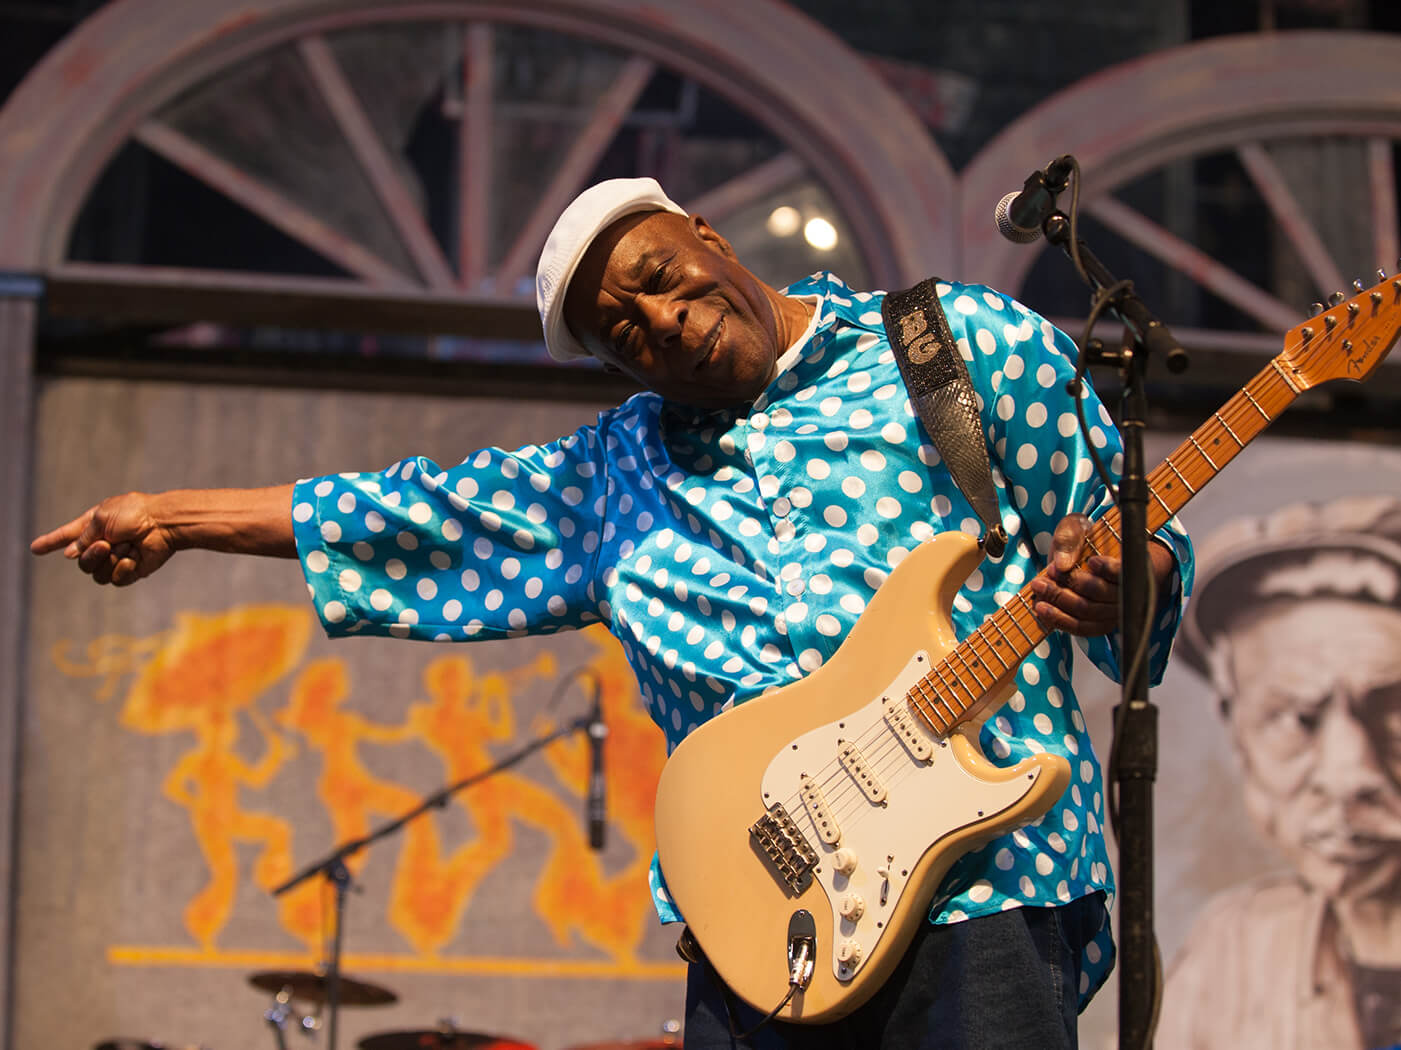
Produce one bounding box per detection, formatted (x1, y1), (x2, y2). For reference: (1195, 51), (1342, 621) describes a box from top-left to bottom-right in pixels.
(881, 278), (1008, 559)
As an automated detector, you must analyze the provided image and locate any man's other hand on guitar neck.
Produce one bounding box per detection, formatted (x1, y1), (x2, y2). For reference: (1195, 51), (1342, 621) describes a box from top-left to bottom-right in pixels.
(1028, 512), (1176, 637)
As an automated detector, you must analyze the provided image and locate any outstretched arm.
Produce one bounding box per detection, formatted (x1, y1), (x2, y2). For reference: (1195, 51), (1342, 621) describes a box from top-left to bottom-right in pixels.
(29, 485), (297, 586)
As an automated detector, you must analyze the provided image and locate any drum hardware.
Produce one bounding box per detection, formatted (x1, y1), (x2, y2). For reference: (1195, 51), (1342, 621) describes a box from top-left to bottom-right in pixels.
(249, 970), (399, 1007)
(249, 969), (397, 1050)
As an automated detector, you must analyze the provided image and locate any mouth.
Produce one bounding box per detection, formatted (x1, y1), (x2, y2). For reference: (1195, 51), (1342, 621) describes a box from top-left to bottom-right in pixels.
(693, 315), (725, 375)
(1303, 828), (1401, 863)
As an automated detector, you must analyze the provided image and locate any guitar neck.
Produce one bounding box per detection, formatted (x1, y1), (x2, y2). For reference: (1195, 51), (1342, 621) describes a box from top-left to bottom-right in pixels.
(906, 356), (1303, 736)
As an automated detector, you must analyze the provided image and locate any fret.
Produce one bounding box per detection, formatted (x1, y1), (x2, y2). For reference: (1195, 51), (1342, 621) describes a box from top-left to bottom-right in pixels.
(1241, 387), (1271, 421)
(941, 656), (975, 695)
(1099, 517), (1122, 545)
(1213, 411), (1244, 448)
(930, 663), (969, 714)
(988, 616), (1027, 660)
(1164, 456), (1196, 494)
(908, 684), (950, 733)
(1269, 358), (1302, 394)
(1188, 435), (1219, 470)
(909, 679), (939, 719)
(948, 650), (981, 693)
(1150, 488), (1173, 518)
(1005, 603), (1037, 648)
(959, 641), (998, 682)
(976, 626), (1012, 671)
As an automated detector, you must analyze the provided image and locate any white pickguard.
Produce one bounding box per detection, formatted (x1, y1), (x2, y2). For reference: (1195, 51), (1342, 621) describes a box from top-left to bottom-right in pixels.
(758, 651), (1046, 983)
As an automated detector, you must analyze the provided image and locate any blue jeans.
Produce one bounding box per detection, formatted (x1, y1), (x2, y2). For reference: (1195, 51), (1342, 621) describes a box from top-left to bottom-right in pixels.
(681, 894), (1106, 1049)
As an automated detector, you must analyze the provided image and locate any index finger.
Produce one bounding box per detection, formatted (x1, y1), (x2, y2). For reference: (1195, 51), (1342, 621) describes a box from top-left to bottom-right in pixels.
(29, 510), (94, 557)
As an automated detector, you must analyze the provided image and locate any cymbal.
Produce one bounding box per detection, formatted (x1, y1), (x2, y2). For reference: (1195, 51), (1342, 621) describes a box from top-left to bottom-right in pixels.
(248, 969), (398, 1006)
(357, 1032), (535, 1050)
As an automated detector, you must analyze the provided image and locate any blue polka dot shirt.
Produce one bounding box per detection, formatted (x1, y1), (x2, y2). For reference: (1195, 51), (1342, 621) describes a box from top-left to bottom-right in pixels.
(292, 272), (1194, 1005)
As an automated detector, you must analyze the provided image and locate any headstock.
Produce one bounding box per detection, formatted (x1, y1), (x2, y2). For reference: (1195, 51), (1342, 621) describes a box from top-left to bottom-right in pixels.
(1279, 269), (1401, 389)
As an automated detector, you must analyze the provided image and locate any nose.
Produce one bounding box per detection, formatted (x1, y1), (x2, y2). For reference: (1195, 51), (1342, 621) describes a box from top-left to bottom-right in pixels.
(637, 293), (686, 347)
(1312, 696), (1388, 807)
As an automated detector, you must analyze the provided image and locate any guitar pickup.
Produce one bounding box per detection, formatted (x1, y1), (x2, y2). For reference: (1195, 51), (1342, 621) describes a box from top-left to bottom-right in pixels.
(838, 740), (888, 803)
(882, 696), (935, 762)
(750, 804), (819, 894)
(799, 775), (841, 844)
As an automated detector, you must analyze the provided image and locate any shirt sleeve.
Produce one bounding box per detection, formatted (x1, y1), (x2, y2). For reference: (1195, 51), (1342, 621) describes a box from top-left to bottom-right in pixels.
(290, 423), (612, 641)
(947, 283), (1195, 685)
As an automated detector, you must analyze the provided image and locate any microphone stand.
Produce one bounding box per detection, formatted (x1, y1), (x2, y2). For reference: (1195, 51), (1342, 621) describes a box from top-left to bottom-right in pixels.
(270, 706), (596, 1050)
(1039, 209), (1188, 1050)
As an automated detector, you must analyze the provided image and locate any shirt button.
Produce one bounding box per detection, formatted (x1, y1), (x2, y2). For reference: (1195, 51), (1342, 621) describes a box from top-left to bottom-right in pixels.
(787, 579), (805, 597)
(772, 496), (792, 517)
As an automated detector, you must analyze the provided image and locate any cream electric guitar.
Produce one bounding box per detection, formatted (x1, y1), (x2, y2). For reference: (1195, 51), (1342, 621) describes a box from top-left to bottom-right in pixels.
(653, 273), (1401, 1024)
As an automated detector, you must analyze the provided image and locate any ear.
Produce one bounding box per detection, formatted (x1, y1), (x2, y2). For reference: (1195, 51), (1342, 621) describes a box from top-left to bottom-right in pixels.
(691, 214), (736, 259)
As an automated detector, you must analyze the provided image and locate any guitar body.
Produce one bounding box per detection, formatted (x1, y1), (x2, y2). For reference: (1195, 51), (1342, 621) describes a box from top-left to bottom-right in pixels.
(654, 531), (1071, 1023)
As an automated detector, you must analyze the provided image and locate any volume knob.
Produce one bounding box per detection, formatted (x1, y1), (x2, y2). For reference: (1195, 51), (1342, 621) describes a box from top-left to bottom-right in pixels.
(839, 893), (865, 921)
(836, 939), (864, 967)
(831, 847), (858, 875)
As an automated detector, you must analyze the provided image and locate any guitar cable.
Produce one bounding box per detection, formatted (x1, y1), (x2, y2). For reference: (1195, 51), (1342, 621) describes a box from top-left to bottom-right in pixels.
(678, 926), (807, 1045)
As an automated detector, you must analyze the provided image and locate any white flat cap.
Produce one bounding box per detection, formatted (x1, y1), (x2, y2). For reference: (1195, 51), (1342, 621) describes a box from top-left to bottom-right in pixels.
(535, 177), (688, 362)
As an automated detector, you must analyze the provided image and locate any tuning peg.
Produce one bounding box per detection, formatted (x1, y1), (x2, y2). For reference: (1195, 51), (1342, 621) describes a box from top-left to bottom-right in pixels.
(1379, 268), (1389, 282)
(1353, 278), (1367, 293)
(1329, 291), (1346, 305)
(1308, 301), (1325, 316)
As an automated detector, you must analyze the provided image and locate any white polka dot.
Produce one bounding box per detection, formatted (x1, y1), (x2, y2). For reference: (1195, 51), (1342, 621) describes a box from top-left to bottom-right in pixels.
(323, 600), (346, 623)
(338, 568), (362, 592)
(386, 558), (407, 580)
(320, 521), (341, 543)
(293, 502), (313, 523)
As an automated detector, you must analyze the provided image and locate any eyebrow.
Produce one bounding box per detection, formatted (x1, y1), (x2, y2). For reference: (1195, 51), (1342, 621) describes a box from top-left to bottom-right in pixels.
(594, 249), (666, 348)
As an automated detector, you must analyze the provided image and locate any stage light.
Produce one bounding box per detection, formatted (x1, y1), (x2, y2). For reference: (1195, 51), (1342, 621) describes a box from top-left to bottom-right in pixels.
(766, 205), (801, 237)
(803, 216), (838, 251)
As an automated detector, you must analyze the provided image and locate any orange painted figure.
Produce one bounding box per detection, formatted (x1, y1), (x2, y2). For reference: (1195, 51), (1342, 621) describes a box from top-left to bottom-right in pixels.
(115, 605), (310, 949)
(273, 656), (445, 954)
(385, 649), (569, 955)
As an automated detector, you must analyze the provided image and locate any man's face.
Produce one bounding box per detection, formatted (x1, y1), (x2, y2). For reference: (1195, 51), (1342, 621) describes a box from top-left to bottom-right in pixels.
(562, 210), (788, 408)
(1224, 598), (1401, 896)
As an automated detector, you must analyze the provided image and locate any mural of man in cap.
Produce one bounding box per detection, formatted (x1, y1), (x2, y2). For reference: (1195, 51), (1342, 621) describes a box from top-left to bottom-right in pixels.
(1158, 495), (1401, 1050)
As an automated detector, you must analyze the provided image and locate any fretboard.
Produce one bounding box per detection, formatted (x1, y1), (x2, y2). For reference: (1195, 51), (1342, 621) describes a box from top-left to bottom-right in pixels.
(905, 356), (1303, 735)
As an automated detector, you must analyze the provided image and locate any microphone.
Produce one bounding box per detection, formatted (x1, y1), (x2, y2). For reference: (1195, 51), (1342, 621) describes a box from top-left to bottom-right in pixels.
(994, 155), (1076, 243)
(585, 676), (607, 850)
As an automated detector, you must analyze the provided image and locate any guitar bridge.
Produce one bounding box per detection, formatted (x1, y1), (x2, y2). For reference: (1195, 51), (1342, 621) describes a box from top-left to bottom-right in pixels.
(750, 804), (818, 894)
